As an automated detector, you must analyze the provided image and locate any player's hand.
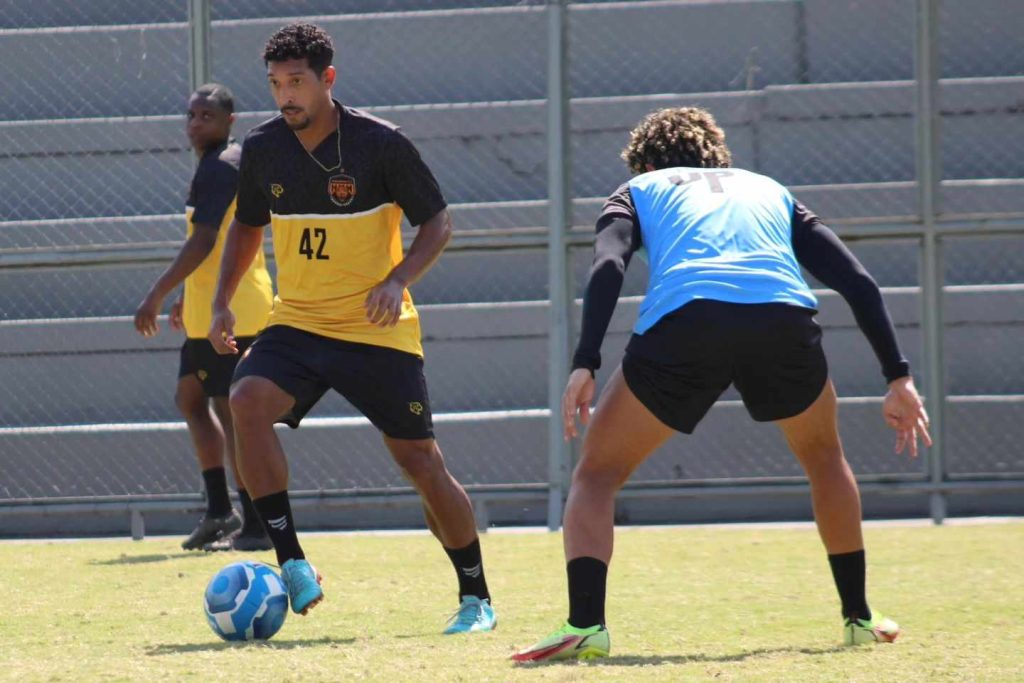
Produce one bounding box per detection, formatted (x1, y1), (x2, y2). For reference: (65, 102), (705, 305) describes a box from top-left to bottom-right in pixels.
(169, 297), (184, 332)
(562, 368), (596, 441)
(133, 292), (163, 337)
(208, 304), (238, 355)
(364, 275), (405, 328)
(883, 376), (932, 458)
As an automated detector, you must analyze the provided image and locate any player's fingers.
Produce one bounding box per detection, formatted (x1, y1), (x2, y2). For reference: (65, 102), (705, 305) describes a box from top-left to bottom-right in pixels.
(909, 429), (919, 458)
(579, 402), (591, 426)
(918, 418), (933, 447)
(381, 299), (400, 327)
(364, 290), (381, 320)
(894, 430), (906, 454)
(562, 390), (577, 440)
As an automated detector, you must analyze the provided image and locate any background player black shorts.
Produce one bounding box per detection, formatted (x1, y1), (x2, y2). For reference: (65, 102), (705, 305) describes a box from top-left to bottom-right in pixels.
(232, 325), (433, 439)
(621, 300), (828, 434)
(178, 337), (256, 398)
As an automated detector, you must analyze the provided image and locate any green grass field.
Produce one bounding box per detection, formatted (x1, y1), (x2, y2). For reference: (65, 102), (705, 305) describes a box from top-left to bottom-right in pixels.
(2, 521), (1022, 682)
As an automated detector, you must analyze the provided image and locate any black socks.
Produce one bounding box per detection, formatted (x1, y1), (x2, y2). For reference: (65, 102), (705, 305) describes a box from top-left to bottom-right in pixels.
(444, 538), (490, 602)
(201, 467), (232, 517)
(237, 489), (262, 535)
(828, 549), (872, 621)
(253, 490), (304, 566)
(567, 556), (608, 629)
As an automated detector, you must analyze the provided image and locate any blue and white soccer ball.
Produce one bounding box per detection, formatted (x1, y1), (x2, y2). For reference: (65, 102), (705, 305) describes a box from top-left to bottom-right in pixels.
(204, 560), (288, 641)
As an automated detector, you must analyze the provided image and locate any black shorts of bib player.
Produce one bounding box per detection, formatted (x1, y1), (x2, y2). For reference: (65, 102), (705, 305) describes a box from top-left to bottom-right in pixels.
(207, 23), (493, 626)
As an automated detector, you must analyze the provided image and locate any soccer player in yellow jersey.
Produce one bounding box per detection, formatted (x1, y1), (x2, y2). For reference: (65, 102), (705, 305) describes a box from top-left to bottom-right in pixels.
(208, 24), (496, 632)
(135, 84), (274, 552)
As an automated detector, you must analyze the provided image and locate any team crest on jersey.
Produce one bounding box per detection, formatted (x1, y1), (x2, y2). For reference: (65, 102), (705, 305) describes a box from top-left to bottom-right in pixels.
(328, 174), (356, 207)
(270, 183), (284, 198)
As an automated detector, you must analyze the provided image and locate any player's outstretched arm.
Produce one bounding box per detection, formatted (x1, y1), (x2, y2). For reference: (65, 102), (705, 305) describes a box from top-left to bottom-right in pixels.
(134, 224), (218, 337)
(791, 202), (910, 381)
(365, 207), (452, 327)
(790, 201), (933, 455)
(209, 219), (264, 353)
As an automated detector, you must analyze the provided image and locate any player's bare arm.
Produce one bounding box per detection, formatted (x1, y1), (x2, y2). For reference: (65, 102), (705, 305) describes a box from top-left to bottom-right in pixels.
(364, 207), (452, 328)
(134, 223), (218, 337)
(210, 219), (265, 353)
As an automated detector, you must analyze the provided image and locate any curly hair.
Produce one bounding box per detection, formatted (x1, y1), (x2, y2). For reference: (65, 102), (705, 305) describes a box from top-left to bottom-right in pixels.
(263, 23), (334, 76)
(621, 107), (732, 175)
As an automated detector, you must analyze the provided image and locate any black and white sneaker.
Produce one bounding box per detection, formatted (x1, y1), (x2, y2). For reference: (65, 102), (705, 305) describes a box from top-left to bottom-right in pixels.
(181, 510), (242, 550)
(203, 528), (274, 552)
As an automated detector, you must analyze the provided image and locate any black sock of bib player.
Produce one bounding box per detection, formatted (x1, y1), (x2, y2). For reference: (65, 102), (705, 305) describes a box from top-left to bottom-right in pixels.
(201, 467), (232, 517)
(237, 489), (262, 535)
(253, 491), (305, 565)
(567, 557), (608, 629)
(444, 538), (491, 602)
(828, 550), (871, 621)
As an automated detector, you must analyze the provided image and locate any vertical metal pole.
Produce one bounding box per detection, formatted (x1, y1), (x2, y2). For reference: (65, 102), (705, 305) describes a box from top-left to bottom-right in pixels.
(915, 0), (946, 524)
(188, 0), (212, 92)
(546, 0), (573, 531)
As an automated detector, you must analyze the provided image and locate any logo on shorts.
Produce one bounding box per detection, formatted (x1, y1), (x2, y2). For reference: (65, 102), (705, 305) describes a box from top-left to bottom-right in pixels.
(270, 183), (285, 198)
(408, 402), (424, 416)
(197, 369), (208, 381)
(328, 174), (356, 207)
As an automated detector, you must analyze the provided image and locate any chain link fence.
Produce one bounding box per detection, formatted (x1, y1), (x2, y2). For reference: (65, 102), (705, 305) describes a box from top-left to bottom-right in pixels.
(1, 1), (1022, 531)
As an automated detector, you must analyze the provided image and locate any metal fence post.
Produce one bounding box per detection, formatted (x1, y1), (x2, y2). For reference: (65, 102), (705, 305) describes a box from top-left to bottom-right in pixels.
(915, 0), (947, 524)
(546, 0), (573, 531)
(188, 0), (212, 91)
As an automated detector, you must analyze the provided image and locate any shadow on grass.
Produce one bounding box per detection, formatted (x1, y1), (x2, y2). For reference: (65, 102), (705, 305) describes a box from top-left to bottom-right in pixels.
(146, 636), (356, 655)
(523, 645), (847, 668)
(90, 553), (207, 566)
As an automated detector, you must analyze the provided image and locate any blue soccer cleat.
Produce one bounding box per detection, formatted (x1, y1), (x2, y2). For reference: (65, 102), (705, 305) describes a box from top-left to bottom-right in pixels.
(443, 596), (497, 634)
(280, 558), (323, 615)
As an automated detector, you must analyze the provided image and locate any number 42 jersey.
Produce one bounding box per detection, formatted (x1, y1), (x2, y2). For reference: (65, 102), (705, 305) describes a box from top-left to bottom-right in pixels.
(235, 101), (447, 357)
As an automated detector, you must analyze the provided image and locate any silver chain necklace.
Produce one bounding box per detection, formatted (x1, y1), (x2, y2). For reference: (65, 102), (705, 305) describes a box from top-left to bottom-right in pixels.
(295, 107), (342, 173)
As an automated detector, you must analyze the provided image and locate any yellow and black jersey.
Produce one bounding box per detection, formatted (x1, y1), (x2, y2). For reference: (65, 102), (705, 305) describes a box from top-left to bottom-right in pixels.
(235, 101), (447, 357)
(184, 139), (273, 338)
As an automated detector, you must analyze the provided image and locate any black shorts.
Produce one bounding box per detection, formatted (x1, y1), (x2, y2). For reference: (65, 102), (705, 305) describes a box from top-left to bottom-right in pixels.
(178, 337), (256, 398)
(232, 325), (433, 440)
(622, 300), (828, 434)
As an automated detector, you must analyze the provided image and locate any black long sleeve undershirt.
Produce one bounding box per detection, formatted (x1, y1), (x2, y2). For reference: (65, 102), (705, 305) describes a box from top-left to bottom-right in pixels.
(790, 201), (910, 383)
(571, 188), (910, 385)
(571, 213), (640, 375)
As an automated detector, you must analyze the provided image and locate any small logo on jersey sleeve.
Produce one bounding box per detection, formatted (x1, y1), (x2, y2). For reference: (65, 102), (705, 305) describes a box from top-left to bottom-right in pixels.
(408, 401), (424, 416)
(328, 174), (356, 207)
(270, 183), (285, 198)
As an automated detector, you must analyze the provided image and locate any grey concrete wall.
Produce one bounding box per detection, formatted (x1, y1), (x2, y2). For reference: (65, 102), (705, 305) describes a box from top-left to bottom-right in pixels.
(2, 288), (1022, 428)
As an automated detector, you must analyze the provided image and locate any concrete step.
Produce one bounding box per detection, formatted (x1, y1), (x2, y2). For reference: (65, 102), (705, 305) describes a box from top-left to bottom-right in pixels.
(1, 287), (1022, 428)
(1, 396), (1021, 505)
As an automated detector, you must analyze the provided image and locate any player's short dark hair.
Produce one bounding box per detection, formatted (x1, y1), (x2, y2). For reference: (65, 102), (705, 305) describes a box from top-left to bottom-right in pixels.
(621, 107), (732, 174)
(263, 23), (335, 76)
(192, 83), (234, 113)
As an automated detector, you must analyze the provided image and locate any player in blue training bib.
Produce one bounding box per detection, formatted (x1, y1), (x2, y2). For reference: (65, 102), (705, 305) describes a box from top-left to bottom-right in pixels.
(513, 107), (932, 663)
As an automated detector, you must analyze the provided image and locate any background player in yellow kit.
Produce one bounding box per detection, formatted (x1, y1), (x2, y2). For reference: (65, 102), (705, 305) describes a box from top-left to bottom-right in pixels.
(135, 83), (274, 552)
